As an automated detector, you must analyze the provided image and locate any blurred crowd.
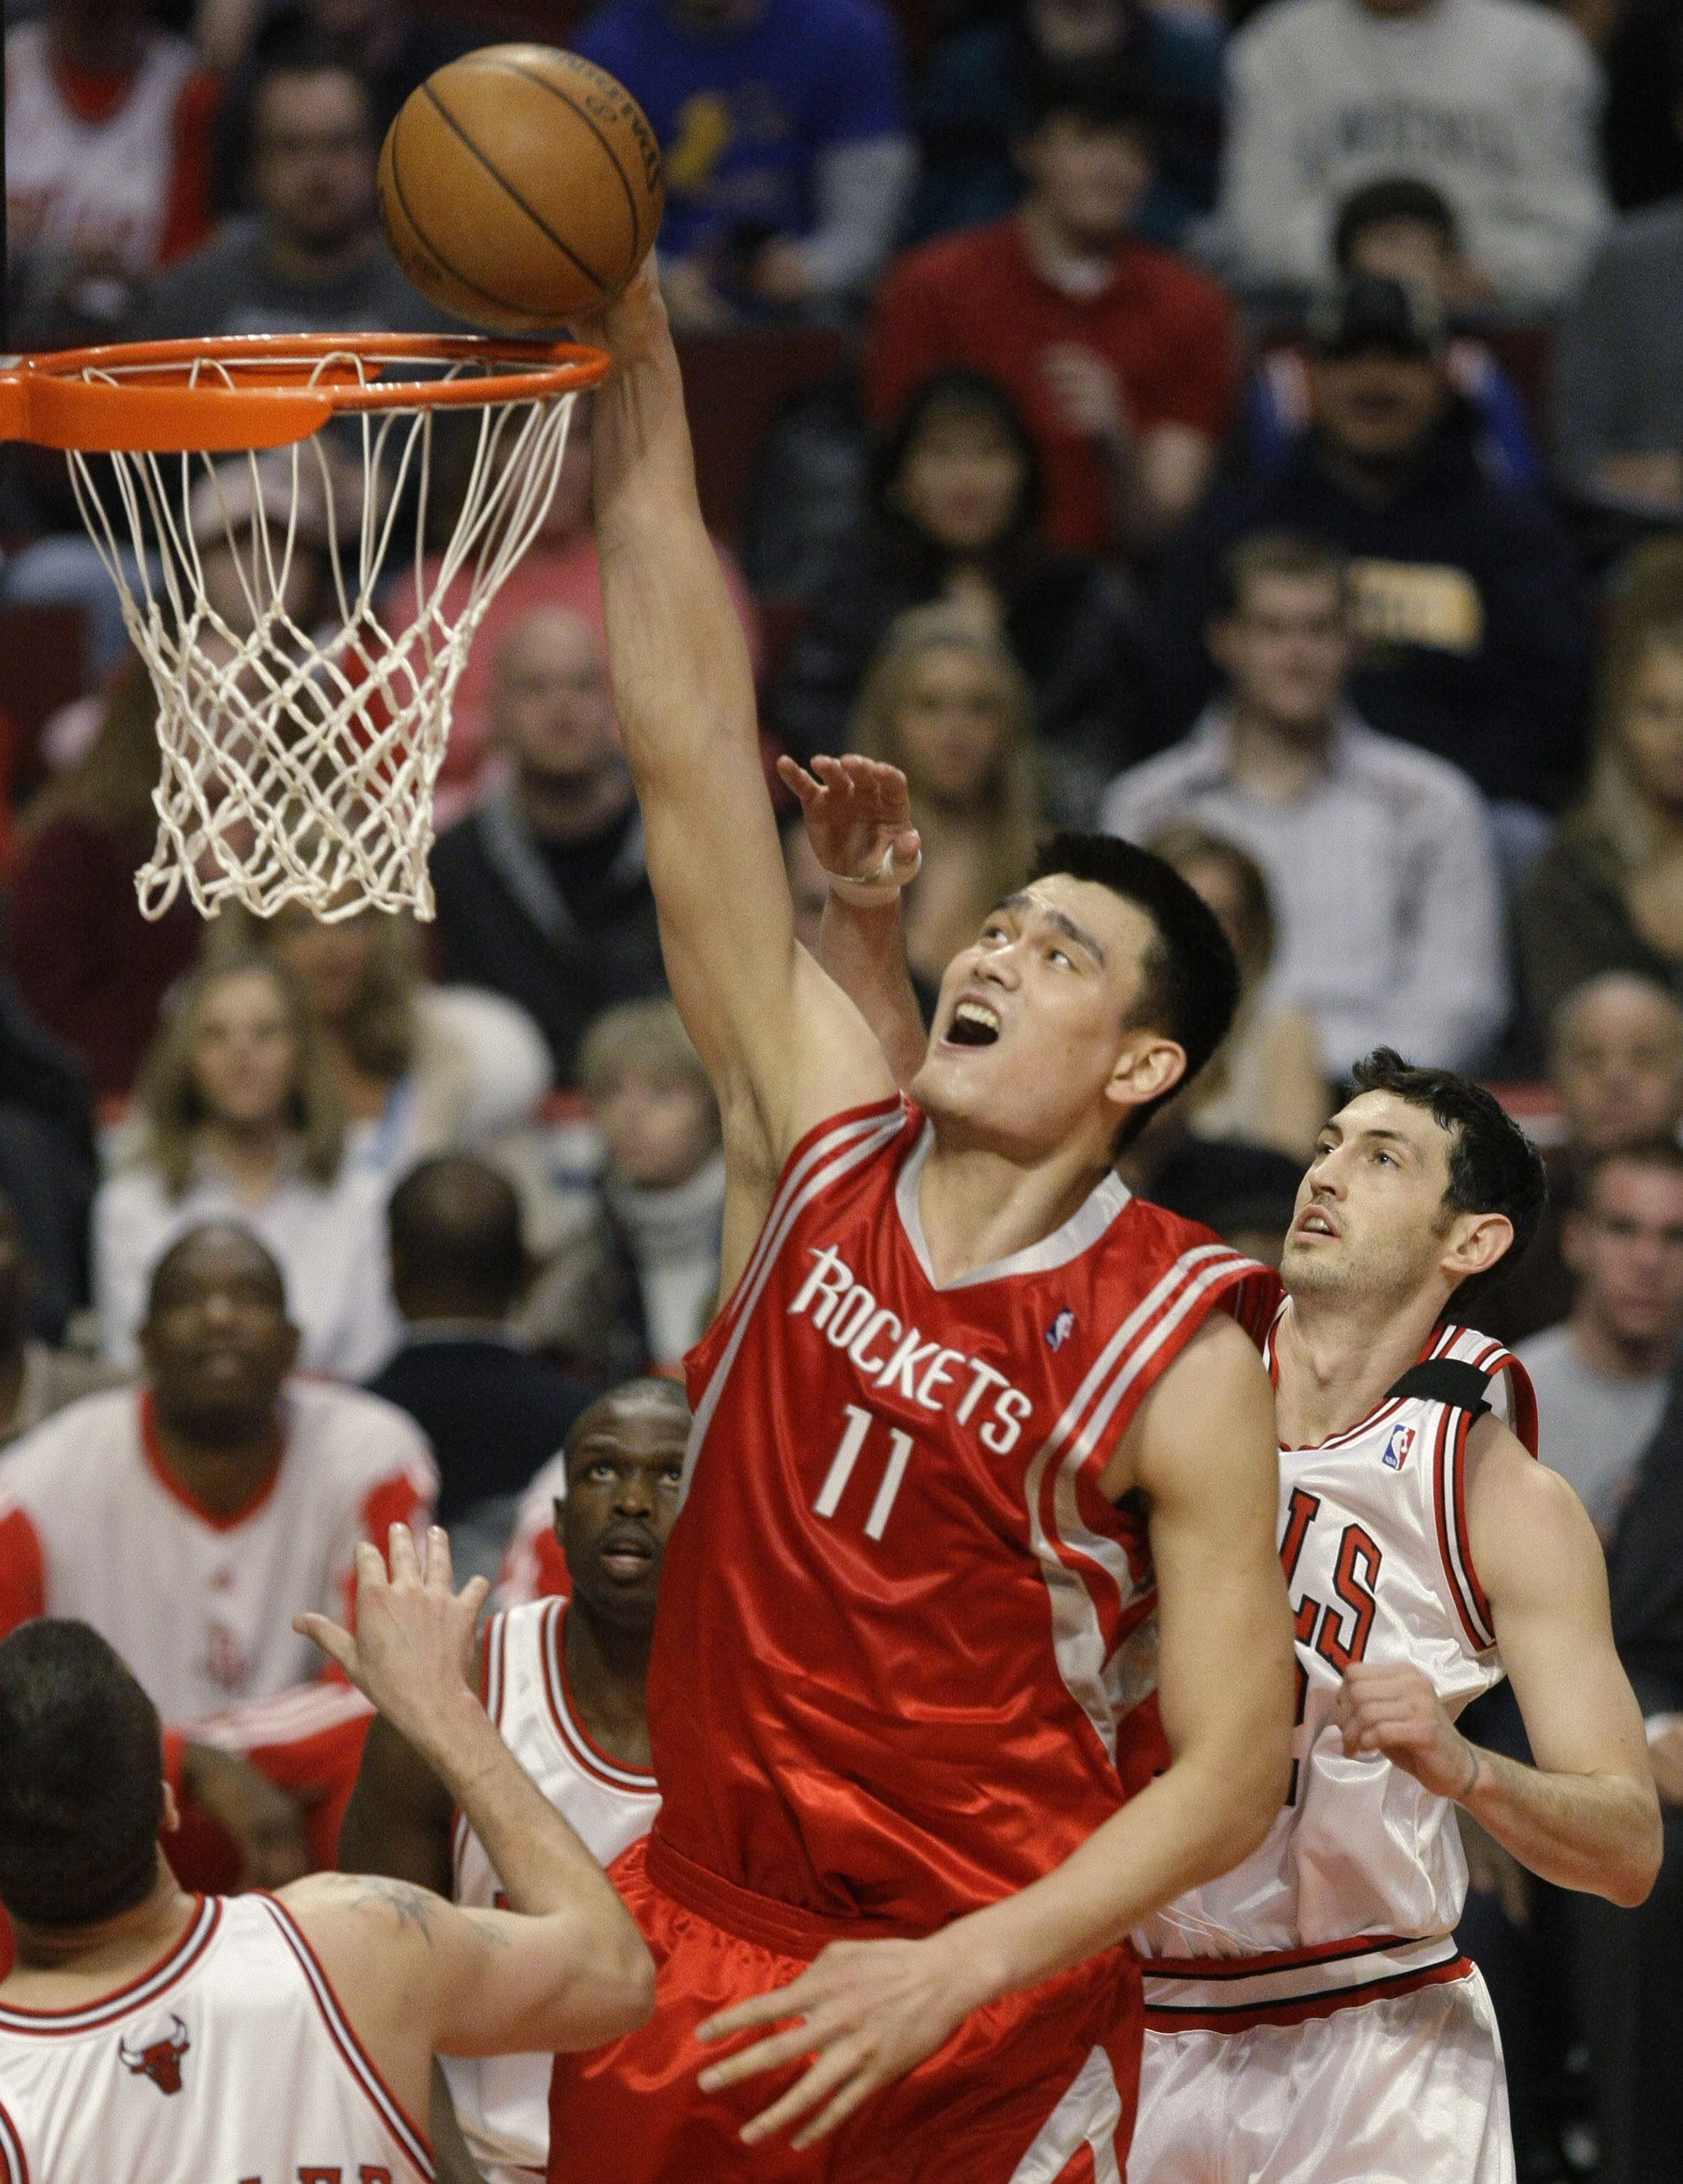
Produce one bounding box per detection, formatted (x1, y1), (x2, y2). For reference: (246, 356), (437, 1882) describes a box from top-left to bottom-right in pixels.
(7, 0), (1683, 2177)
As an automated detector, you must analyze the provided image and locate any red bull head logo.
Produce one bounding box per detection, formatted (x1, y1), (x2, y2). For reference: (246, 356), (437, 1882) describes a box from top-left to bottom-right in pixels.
(117, 2012), (190, 2095)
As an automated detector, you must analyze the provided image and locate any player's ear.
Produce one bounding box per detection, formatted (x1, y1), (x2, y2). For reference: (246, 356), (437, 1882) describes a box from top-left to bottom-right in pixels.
(160, 1781), (181, 1836)
(1103, 1030), (1186, 1120)
(1442, 1209), (1514, 1286)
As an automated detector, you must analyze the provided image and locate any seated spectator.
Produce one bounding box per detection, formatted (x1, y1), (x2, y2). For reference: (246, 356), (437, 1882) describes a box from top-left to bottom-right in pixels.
(1153, 275), (1594, 824)
(1518, 610), (1683, 1028)
(850, 606), (1042, 990)
(94, 955), (397, 1378)
(519, 1001), (723, 1381)
(366, 1155), (589, 1544)
(775, 369), (1150, 824)
(387, 399), (763, 827)
(868, 60), (1236, 554)
(133, 45), (446, 340)
(1246, 177), (1540, 489)
(1208, 0), (1607, 313)
(0, 1193), (123, 1452)
(0, 1220), (433, 1885)
(5, 657), (200, 1100)
(573, 0), (915, 327)
(1148, 823), (1330, 1161)
(211, 904), (551, 1191)
(1518, 1140), (1683, 1541)
(429, 607), (666, 1085)
(1554, 30), (1683, 519)
(205, 0), (474, 201)
(1569, 1361), (1683, 2180)
(1478, 973), (1683, 1349)
(4, 0), (217, 351)
(908, 0), (1225, 249)
(1106, 530), (1507, 1073)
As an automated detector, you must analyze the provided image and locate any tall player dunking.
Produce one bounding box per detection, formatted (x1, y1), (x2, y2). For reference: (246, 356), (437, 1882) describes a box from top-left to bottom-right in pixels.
(545, 270), (1295, 2178)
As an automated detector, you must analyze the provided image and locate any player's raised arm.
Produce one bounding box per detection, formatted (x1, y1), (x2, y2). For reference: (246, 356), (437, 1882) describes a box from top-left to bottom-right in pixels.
(292, 1527), (655, 2058)
(585, 272), (893, 1239)
(1335, 1422), (1662, 1905)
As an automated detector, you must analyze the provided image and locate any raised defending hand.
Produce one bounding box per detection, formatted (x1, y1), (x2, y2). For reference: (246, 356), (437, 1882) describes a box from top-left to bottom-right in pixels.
(695, 1932), (986, 2149)
(295, 1524), (487, 1761)
(1334, 1660), (1479, 1801)
(776, 753), (921, 893)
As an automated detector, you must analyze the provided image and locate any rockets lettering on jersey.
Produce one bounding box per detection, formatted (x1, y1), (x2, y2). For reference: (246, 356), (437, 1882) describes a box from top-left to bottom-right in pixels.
(1137, 1320), (1538, 2024)
(647, 1095), (1279, 1940)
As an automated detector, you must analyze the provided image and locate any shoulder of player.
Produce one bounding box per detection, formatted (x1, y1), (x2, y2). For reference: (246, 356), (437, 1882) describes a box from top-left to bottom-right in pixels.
(1463, 1415), (1599, 1604)
(280, 1380), (435, 1481)
(1123, 1311), (1274, 1485)
(274, 1870), (450, 1959)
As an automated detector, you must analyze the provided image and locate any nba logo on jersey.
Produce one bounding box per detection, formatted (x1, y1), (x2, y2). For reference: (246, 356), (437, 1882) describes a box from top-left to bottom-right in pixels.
(1381, 1423), (1416, 1471)
(116, 2012), (190, 2095)
(1047, 1308), (1076, 1351)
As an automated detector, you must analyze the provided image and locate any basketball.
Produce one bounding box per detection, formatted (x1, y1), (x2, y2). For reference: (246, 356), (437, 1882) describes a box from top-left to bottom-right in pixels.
(377, 44), (664, 334)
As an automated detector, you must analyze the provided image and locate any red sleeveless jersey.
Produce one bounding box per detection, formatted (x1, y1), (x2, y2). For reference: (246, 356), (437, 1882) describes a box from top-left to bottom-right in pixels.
(649, 1096), (1280, 1941)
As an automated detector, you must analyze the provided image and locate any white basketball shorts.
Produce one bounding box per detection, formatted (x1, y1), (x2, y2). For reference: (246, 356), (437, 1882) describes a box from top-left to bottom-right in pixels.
(1128, 1964), (1514, 2184)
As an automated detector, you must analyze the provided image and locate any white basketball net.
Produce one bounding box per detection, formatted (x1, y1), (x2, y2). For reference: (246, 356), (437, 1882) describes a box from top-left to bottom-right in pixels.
(65, 345), (584, 921)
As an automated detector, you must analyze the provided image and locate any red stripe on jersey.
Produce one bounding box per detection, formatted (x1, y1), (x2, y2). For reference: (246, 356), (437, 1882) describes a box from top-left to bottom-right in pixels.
(541, 1601), (657, 1795)
(1451, 1409), (1496, 1644)
(1432, 1409), (1490, 1652)
(256, 1897), (433, 2178)
(0, 1504), (45, 1641)
(1142, 1952), (1475, 2034)
(0, 1898), (220, 2035)
(1141, 1932), (1410, 1979)
(140, 1393), (282, 1531)
(0, 2095), (28, 2184)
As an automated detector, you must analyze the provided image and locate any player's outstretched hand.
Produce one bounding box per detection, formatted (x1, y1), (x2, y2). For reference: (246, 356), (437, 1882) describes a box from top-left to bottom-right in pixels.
(695, 1933), (983, 2149)
(1334, 1660), (1479, 1801)
(777, 753), (922, 897)
(295, 1524), (487, 1759)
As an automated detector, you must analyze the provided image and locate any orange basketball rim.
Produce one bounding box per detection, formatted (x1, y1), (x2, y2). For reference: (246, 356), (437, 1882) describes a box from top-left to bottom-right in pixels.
(0, 329), (610, 925)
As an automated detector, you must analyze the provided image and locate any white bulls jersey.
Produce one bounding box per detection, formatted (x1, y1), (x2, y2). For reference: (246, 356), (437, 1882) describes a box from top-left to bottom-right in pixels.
(4, 22), (197, 282)
(444, 1598), (659, 2184)
(0, 1383), (436, 1721)
(0, 1893), (432, 2184)
(1137, 1319), (1538, 2024)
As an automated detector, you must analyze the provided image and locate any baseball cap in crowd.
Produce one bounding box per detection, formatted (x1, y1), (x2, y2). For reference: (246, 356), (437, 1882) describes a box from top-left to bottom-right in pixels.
(1306, 273), (1447, 362)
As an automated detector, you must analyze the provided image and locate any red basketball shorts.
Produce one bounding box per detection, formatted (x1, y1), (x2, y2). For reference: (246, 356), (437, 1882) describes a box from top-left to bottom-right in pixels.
(546, 1837), (1142, 2183)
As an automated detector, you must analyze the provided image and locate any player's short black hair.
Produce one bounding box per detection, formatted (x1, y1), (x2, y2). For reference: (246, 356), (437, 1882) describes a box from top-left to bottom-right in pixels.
(1023, 57), (1159, 142)
(1030, 832), (1241, 1151)
(1332, 176), (1460, 268)
(1348, 1051), (1548, 1281)
(388, 1154), (527, 1316)
(0, 1620), (164, 1929)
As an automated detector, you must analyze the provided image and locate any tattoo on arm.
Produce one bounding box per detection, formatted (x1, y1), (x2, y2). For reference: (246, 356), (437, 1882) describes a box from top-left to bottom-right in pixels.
(462, 1911), (512, 1950)
(347, 1875), (439, 1944)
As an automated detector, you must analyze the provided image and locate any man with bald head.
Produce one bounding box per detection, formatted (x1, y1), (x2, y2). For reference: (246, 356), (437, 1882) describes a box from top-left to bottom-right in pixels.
(430, 603), (666, 1081)
(1479, 975), (1683, 1345)
(0, 1220), (436, 1884)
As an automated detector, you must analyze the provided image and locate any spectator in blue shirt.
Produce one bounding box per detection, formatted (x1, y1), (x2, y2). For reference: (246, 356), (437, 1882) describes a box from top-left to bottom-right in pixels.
(574, 0), (915, 327)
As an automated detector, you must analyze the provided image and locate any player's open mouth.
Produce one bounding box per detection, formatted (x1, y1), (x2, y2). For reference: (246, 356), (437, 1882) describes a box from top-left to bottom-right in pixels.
(598, 1531), (657, 1583)
(945, 1001), (1001, 1048)
(1295, 1209), (1338, 1239)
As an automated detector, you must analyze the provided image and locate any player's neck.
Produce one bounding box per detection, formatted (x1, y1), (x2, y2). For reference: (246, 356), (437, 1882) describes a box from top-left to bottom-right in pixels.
(4, 1861), (195, 1997)
(561, 1597), (652, 1770)
(919, 1131), (1109, 1286)
(1272, 1289), (1442, 1446)
(150, 1404), (284, 1517)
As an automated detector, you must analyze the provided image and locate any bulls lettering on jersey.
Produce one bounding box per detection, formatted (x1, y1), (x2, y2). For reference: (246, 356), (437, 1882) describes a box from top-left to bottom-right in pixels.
(445, 1599), (658, 2184)
(0, 1895), (431, 2184)
(1137, 1321), (1538, 2025)
(647, 1096), (1279, 1935)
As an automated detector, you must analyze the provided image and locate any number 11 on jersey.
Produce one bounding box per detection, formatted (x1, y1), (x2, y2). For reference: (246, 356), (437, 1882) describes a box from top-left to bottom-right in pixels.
(815, 1404), (915, 1541)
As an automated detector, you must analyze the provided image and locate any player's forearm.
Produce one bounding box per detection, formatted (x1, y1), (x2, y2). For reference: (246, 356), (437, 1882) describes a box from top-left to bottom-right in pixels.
(589, 273), (760, 787)
(938, 1736), (1287, 2003)
(816, 894), (926, 1088)
(407, 1687), (646, 1957)
(1456, 1741), (1660, 1905)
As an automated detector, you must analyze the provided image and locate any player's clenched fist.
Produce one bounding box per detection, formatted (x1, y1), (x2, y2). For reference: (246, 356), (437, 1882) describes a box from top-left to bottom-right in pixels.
(1333, 1660), (1481, 1802)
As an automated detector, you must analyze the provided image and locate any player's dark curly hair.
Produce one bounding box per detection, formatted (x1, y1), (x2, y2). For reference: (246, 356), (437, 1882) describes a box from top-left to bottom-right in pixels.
(1031, 832), (1241, 1152)
(0, 1619), (163, 1929)
(1350, 1049), (1548, 1291)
